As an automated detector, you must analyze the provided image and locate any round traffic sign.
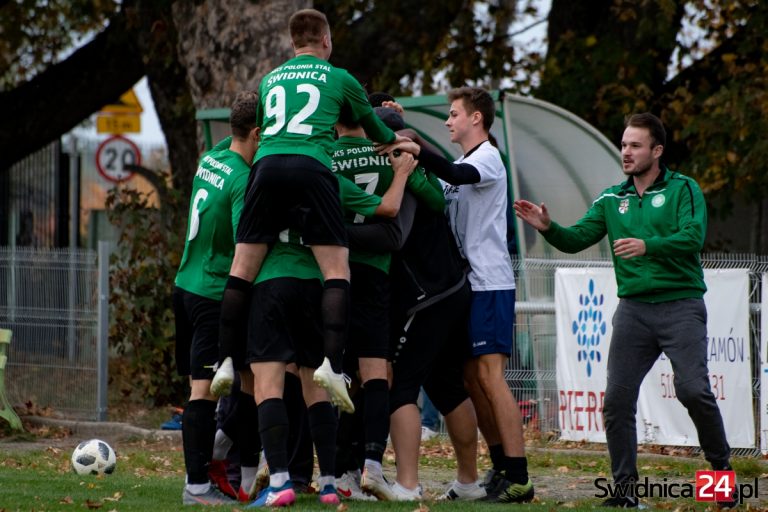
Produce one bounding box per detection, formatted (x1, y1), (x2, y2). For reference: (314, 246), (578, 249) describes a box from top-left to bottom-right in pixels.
(95, 135), (140, 183)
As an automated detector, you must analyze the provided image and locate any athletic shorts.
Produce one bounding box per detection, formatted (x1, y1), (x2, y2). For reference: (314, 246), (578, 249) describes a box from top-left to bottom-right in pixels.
(469, 289), (515, 357)
(246, 277), (324, 369)
(172, 287), (219, 380)
(346, 262), (390, 361)
(236, 155), (348, 247)
(389, 281), (472, 415)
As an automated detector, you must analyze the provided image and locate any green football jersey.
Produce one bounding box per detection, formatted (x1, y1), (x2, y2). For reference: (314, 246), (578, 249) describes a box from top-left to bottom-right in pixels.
(255, 174), (383, 284)
(255, 54), (395, 169)
(175, 137), (250, 300)
(332, 135), (445, 273)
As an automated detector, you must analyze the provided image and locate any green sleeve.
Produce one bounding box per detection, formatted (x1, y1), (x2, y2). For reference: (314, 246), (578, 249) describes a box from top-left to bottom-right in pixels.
(542, 199), (607, 253)
(359, 111), (396, 144)
(212, 136), (232, 152)
(644, 178), (707, 256)
(337, 174), (381, 217)
(405, 167), (445, 212)
(230, 172), (249, 241)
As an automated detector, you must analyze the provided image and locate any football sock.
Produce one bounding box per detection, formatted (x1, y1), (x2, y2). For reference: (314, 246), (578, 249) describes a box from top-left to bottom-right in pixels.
(218, 276), (251, 363)
(182, 399), (217, 484)
(503, 456), (529, 485)
(489, 443), (504, 470)
(321, 279), (350, 373)
(258, 398), (290, 475)
(308, 401), (338, 477)
(363, 378), (389, 464)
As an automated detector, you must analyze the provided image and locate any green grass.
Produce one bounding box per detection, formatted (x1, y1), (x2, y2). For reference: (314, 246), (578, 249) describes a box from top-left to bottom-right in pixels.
(0, 438), (765, 511)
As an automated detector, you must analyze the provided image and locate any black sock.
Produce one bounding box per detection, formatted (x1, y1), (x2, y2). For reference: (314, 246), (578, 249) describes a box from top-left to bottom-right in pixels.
(236, 393), (261, 467)
(503, 456), (529, 485)
(335, 401), (356, 477)
(363, 379), (389, 464)
(308, 401), (338, 477)
(258, 398), (289, 474)
(182, 399), (217, 484)
(489, 443), (504, 470)
(284, 372), (313, 484)
(218, 276), (251, 363)
(321, 279), (349, 373)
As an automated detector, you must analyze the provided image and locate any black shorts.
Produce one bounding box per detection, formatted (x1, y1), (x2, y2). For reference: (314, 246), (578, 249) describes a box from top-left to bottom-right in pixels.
(347, 262), (390, 360)
(236, 155), (348, 247)
(173, 287), (220, 380)
(246, 277), (324, 369)
(389, 281), (472, 415)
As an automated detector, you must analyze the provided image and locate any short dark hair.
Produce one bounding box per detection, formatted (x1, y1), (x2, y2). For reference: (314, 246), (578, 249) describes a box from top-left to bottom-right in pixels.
(230, 91), (259, 139)
(368, 92), (395, 108)
(625, 112), (666, 148)
(447, 86), (495, 132)
(289, 9), (329, 48)
(374, 107), (405, 131)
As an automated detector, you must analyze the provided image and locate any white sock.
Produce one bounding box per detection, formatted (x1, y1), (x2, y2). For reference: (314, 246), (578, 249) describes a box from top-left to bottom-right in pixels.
(454, 480), (480, 491)
(186, 482), (211, 495)
(241, 466), (258, 493)
(269, 471), (290, 489)
(212, 429), (233, 460)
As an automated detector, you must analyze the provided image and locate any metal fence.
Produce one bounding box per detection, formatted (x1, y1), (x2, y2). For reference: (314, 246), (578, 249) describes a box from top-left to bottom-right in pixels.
(0, 244), (109, 420)
(507, 253), (767, 455)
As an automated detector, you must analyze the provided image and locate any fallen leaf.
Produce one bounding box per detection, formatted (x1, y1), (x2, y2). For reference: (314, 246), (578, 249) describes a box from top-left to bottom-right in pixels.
(557, 466), (570, 473)
(85, 499), (103, 509)
(336, 503), (348, 512)
(104, 491), (124, 502)
(59, 496), (74, 504)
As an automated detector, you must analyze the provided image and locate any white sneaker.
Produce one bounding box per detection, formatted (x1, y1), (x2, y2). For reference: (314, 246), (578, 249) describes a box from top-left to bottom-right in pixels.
(312, 357), (354, 413)
(336, 471), (375, 501)
(421, 426), (438, 441)
(389, 481), (423, 501)
(210, 357), (234, 397)
(360, 468), (397, 501)
(439, 479), (487, 501)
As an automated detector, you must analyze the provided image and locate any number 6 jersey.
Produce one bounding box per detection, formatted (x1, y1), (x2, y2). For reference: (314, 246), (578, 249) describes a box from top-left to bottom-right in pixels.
(175, 137), (251, 300)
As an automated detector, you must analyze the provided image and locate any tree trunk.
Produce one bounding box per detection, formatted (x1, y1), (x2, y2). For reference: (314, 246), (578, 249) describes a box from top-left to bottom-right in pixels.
(171, 0), (307, 111)
(131, 1), (199, 204)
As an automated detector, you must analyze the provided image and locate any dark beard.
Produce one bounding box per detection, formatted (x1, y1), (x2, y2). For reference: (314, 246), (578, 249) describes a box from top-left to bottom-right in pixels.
(623, 160), (653, 176)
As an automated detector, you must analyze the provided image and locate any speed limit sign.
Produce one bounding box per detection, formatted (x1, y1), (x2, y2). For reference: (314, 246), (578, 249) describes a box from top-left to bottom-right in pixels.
(95, 135), (141, 183)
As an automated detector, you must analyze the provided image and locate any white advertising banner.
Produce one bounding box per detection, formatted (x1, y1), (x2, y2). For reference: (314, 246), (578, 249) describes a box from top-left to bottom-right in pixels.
(557, 268), (754, 447)
(760, 274), (768, 455)
(555, 268), (617, 442)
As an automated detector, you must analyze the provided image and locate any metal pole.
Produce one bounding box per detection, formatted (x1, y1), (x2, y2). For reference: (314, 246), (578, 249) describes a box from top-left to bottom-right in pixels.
(97, 240), (110, 421)
(67, 137), (79, 362)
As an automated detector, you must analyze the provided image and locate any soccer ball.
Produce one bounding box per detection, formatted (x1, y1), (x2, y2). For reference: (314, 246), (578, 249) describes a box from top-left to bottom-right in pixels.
(71, 439), (116, 476)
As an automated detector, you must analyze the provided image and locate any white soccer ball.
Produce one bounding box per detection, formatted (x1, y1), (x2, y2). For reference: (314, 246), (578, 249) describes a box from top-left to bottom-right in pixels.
(71, 439), (117, 476)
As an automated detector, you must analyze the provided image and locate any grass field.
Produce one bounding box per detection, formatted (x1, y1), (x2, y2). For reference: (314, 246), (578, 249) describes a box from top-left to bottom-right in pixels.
(1, 433), (767, 511)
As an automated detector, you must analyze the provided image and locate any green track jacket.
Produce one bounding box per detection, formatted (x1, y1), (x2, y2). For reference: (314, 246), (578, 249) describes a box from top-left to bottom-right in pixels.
(541, 167), (707, 303)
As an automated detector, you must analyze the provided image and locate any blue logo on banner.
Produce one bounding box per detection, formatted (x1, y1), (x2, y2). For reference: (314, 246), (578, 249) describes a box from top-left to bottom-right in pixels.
(572, 278), (606, 377)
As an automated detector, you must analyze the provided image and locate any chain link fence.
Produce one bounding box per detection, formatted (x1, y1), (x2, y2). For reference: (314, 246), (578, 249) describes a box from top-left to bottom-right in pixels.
(0, 245), (109, 420)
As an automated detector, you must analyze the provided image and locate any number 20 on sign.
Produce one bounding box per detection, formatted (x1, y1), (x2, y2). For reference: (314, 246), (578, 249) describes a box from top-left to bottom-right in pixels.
(95, 135), (140, 183)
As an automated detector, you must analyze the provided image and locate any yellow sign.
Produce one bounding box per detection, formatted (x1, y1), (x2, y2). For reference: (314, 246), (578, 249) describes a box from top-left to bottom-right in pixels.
(96, 114), (141, 134)
(100, 89), (143, 114)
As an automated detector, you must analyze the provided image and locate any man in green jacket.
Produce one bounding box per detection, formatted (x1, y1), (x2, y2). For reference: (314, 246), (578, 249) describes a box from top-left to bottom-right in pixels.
(513, 113), (735, 508)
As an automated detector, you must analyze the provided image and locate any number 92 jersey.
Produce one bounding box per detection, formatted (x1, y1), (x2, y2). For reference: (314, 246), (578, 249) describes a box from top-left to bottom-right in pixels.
(256, 54), (377, 170)
(175, 137), (251, 301)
